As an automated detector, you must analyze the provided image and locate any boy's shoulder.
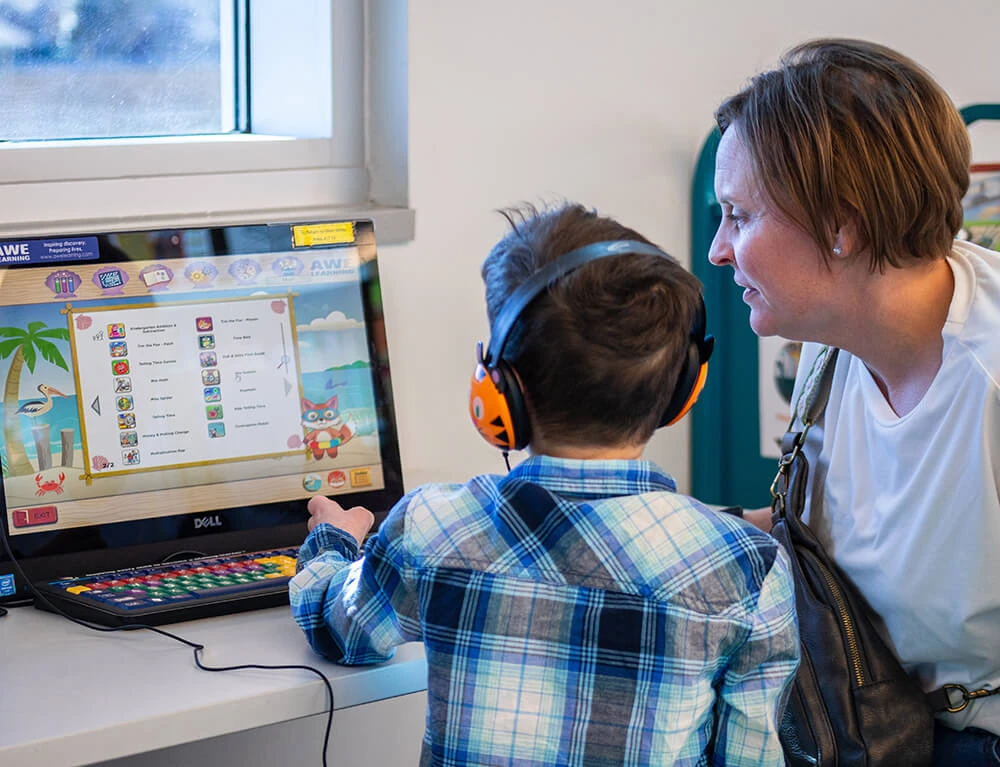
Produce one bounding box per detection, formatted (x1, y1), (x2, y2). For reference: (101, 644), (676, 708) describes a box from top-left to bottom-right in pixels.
(650, 498), (788, 615)
(387, 472), (784, 612)
(381, 473), (504, 554)
(662, 495), (784, 571)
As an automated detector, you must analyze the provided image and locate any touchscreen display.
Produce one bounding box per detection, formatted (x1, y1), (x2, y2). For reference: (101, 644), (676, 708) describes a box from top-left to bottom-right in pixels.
(0, 221), (400, 548)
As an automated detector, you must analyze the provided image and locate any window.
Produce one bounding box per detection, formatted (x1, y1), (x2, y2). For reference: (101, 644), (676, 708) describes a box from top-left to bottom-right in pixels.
(0, 0), (412, 242)
(0, 0), (235, 140)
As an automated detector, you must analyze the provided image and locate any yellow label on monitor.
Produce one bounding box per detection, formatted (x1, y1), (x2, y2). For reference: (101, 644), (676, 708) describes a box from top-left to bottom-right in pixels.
(292, 222), (355, 248)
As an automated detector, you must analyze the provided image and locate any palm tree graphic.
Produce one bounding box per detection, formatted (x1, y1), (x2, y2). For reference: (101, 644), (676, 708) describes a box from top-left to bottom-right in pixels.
(0, 321), (71, 476)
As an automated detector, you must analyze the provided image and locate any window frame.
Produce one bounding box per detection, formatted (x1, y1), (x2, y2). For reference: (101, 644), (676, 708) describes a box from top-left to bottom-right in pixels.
(0, 0), (412, 243)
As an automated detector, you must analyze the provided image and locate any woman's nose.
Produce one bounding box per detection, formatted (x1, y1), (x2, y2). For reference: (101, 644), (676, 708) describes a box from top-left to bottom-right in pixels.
(708, 228), (732, 267)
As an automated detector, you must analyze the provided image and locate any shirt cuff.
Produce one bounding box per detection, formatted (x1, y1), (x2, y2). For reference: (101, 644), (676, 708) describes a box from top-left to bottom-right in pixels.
(298, 522), (362, 564)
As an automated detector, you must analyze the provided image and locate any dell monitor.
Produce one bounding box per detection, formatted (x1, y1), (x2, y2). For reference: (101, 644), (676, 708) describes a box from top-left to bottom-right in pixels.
(0, 218), (403, 609)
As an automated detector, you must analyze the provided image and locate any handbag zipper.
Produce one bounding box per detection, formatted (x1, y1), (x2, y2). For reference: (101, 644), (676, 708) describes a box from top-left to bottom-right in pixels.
(771, 400), (868, 691)
(800, 547), (867, 688)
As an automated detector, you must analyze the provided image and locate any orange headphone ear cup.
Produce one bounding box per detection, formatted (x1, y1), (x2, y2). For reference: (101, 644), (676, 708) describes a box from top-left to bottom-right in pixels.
(495, 360), (531, 449)
(660, 295), (714, 428)
(660, 341), (706, 427)
(661, 358), (709, 427)
(469, 359), (531, 450)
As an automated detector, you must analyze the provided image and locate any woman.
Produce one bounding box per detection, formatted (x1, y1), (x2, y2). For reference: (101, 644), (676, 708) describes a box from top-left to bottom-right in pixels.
(708, 38), (1000, 765)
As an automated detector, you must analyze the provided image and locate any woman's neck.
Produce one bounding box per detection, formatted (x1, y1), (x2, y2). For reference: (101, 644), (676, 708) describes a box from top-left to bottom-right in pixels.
(840, 255), (955, 416)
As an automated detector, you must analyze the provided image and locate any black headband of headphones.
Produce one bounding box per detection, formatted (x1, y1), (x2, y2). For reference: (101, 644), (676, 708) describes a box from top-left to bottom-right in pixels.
(485, 240), (676, 365)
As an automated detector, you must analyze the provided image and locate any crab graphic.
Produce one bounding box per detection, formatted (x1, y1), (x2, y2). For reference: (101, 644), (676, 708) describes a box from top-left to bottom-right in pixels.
(35, 472), (66, 496)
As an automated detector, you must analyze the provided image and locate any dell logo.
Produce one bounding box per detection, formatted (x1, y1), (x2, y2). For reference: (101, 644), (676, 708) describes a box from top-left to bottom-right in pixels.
(193, 514), (223, 529)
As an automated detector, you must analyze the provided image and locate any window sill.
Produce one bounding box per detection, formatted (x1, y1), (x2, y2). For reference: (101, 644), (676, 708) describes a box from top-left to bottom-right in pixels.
(0, 134), (337, 183)
(0, 133), (413, 243)
(0, 202), (415, 245)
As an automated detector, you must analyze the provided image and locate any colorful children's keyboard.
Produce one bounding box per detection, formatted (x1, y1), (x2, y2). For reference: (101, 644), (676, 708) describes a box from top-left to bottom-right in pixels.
(32, 547), (299, 626)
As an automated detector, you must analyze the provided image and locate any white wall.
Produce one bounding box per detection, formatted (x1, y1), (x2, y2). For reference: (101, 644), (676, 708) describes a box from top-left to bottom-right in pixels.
(380, 0), (1000, 493)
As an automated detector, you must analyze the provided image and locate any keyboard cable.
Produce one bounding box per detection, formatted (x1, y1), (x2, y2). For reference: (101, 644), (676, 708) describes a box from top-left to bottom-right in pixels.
(0, 526), (336, 767)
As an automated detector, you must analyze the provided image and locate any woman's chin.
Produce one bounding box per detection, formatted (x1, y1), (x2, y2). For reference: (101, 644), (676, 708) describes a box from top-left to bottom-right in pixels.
(748, 311), (779, 338)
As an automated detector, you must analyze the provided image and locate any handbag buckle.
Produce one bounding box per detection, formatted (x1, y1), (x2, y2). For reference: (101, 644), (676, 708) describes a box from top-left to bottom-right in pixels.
(770, 420), (813, 505)
(942, 683), (998, 713)
(770, 455), (792, 502)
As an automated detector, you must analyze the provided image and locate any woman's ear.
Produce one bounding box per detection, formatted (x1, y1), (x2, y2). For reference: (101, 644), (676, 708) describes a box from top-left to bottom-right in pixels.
(832, 206), (863, 260)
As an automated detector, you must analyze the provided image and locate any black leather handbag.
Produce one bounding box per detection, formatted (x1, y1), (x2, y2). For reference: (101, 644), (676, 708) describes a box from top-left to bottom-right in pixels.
(771, 347), (942, 766)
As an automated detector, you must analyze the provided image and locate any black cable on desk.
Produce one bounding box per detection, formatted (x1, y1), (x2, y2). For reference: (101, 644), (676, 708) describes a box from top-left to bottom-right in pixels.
(0, 526), (336, 766)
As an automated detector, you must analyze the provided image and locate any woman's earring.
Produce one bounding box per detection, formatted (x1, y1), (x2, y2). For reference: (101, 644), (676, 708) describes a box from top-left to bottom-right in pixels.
(832, 246), (843, 256)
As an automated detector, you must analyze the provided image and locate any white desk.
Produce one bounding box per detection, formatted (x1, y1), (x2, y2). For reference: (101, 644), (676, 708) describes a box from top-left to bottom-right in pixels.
(0, 605), (428, 767)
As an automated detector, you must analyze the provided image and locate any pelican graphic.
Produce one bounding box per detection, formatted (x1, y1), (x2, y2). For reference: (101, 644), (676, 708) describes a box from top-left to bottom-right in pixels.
(16, 384), (69, 420)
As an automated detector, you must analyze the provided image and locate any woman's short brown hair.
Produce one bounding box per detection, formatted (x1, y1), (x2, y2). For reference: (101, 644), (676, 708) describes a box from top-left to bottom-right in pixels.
(480, 202), (704, 447)
(715, 38), (970, 271)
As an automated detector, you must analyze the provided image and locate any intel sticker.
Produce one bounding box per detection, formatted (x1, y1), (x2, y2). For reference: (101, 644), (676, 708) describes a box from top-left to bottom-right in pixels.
(0, 236), (100, 266)
(0, 573), (15, 597)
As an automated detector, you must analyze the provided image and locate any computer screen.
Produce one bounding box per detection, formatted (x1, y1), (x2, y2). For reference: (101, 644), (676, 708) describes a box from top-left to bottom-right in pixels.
(0, 219), (403, 603)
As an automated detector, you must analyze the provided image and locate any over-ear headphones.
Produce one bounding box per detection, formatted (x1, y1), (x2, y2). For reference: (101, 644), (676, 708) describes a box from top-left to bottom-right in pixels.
(469, 240), (715, 451)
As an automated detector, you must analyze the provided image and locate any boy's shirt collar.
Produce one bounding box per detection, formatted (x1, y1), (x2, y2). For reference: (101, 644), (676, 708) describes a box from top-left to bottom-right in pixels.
(505, 454), (677, 499)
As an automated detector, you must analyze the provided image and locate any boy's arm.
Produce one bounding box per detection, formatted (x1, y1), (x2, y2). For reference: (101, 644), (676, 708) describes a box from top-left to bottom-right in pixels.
(289, 495), (420, 665)
(712, 545), (799, 766)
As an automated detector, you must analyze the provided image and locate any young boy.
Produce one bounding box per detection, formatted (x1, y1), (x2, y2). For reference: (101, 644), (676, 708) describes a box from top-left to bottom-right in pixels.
(290, 202), (799, 766)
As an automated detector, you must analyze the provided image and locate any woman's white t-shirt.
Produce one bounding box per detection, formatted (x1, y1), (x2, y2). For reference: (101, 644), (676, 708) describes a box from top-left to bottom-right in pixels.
(791, 239), (1000, 733)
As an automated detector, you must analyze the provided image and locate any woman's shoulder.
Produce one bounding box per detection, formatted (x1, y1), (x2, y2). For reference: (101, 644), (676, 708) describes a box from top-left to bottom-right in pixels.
(950, 239), (1000, 309)
(948, 240), (1000, 377)
(951, 238), (1000, 269)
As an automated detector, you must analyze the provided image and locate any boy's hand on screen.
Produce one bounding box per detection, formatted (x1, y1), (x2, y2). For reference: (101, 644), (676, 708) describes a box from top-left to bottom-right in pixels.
(307, 495), (375, 544)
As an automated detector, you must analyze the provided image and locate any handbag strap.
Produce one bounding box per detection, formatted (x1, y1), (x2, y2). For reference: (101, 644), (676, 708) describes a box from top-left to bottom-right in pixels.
(775, 345), (1000, 715)
(791, 346), (839, 429)
(769, 346), (839, 514)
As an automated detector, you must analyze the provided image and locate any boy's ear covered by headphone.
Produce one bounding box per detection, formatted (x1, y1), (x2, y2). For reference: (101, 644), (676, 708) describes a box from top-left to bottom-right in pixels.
(469, 240), (714, 452)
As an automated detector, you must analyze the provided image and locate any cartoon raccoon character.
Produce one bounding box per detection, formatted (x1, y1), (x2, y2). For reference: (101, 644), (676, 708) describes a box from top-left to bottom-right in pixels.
(301, 395), (354, 460)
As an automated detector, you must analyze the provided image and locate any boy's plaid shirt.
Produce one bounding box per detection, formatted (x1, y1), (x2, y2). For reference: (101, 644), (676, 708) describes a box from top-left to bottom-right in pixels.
(290, 456), (798, 766)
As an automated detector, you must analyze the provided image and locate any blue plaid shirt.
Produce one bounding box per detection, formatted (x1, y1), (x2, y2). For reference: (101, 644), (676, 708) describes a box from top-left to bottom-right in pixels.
(290, 456), (798, 766)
